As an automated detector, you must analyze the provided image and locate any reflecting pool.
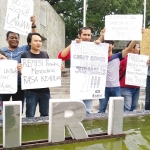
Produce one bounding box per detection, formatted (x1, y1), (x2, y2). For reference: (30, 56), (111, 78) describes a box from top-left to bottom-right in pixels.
(1, 115), (150, 149)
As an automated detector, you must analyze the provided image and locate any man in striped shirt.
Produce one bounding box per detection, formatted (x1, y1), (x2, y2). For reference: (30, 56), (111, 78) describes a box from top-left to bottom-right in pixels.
(98, 40), (137, 113)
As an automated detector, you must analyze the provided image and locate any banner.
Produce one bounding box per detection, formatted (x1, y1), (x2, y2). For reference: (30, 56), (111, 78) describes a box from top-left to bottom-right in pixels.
(125, 53), (148, 87)
(0, 60), (18, 93)
(105, 15), (143, 40)
(21, 59), (61, 90)
(70, 41), (109, 99)
(4, 0), (34, 35)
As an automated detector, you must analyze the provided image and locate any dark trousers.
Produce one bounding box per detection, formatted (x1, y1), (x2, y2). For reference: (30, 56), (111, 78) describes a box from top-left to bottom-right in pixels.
(145, 76), (150, 110)
(2, 85), (24, 101)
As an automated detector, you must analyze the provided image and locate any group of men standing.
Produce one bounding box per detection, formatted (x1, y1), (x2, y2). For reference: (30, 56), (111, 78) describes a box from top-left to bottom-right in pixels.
(58, 27), (150, 114)
(0, 16), (50, 117)
(0, 16), (150, 118)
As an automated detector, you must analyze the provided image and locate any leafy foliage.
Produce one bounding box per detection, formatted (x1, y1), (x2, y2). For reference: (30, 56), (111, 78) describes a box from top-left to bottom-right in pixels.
(46, 0), (150, 39)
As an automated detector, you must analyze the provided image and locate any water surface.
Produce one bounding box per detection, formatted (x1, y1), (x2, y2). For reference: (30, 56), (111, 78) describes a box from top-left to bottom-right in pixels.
(1, 115), (150, 149)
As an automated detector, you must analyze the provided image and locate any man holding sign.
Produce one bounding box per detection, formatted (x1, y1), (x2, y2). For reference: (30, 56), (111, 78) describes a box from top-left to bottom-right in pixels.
(98, 39), (137, 113)
(18, 33), (50, 117)
(98, 18), (143, 113)
(58, 27), (104, 114)
(1, 16), (36, 104)
(119, 41), (140, 111)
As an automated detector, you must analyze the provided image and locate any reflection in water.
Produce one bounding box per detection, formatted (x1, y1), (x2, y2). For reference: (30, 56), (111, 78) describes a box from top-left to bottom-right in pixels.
(123, 116), (150, 150)
(1, 116), (150, 149)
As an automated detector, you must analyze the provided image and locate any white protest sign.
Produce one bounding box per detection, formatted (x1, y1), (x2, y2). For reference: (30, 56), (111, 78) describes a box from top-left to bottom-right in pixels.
(4, 0), (34, 35)
(0, 60), (17, 93)
(125, 53), (148, 87)
(70, 41), (109, 99)
(21, 59), (62, 90)
(105, 15), (143, 40)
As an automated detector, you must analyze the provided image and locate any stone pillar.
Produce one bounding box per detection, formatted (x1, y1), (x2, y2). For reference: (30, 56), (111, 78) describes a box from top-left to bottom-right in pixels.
(3, 101), (22, 148)
(107, 97), (124, 135)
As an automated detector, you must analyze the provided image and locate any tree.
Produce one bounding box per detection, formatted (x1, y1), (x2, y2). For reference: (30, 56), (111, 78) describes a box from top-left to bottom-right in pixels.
(46, 0), (83, 39)
(46, 0), (150, 39)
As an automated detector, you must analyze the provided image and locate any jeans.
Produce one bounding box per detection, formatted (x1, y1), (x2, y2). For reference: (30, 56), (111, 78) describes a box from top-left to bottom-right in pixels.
(25, 90), (50, 117)
(120, 87), (140, 111)
(99, 87), (120, 113)
(145, 76), (150, 110)
(83, 100), (93, 114)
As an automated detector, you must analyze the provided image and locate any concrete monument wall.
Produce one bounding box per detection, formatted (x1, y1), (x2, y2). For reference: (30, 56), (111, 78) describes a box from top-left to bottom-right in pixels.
(0, 0), (65, 58)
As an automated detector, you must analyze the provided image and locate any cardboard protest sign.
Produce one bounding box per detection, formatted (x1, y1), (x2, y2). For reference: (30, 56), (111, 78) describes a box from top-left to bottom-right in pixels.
(70, 41), (109, 99)
(125, 53), (148, 87)
(140, 29), (150, 58)
(105, 15), (143, 40)
(21, 59), (61, 90)
(0, 60), (17, 93)
(4, 0), (34, 35)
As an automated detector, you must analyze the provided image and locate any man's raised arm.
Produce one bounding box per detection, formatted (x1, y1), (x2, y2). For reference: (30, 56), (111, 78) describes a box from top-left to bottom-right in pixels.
(30, 16), (36, 33)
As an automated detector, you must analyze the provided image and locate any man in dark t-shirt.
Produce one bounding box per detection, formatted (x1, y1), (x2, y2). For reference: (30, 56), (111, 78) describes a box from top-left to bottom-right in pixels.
(18, 33), (50, 117)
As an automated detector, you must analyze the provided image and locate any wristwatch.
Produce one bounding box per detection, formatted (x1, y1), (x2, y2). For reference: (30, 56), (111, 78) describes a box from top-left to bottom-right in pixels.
(31, 25), (36, 28)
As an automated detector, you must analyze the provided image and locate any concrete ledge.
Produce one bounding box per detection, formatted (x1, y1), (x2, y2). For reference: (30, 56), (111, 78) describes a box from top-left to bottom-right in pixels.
(1, 110), (150, 127)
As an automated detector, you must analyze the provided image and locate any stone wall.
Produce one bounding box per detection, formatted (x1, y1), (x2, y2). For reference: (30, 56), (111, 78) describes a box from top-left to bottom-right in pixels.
(0, 0), (65, 58)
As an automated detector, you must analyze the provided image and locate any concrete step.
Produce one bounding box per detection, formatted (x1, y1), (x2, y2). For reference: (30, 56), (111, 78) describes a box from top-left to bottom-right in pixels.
(61, 72), (70, 77)
(51, 85), (70, 89)
(51, 94), (70, 99)
(61, 76), (70, 79)
(50, 88), (70, 93)
(61, 82), (70, 86)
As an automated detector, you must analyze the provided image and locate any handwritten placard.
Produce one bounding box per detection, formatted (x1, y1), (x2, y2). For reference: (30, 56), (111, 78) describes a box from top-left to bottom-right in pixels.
(125, 53), (148, 87)
(140, 29), (150, 58)
(21, 59), (61, 90)
(70, 41), (109, 99)
(0, 60), (17, 93)
(105, 15), (143, 40)
(4, 0), (34, 35)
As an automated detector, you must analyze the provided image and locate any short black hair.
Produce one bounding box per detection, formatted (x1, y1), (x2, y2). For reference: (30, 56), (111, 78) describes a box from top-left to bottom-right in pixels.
(126, 41), (137, 48)
(103, 40), (114, 45)
(78, 27), (92, 35)
(6, 31), (20, 39)
(27, 32), (42, 47)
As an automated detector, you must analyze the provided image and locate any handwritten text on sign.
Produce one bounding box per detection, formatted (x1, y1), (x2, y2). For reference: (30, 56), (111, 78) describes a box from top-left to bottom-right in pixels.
(126, 53), (148, 87)
(105, 15), (143, 40)
(70, 41), (109, 99)
(21, 59), (61, 90)
(4, 0), (33, 35)
(0, 60), (17, 94)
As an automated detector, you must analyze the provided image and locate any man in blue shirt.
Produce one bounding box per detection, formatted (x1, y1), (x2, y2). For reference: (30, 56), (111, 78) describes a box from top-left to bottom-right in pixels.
(1, 16), (36, 103)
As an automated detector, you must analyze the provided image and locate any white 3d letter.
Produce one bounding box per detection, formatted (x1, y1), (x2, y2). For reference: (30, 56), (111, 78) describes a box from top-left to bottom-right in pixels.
(49, 99), (88, 142)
